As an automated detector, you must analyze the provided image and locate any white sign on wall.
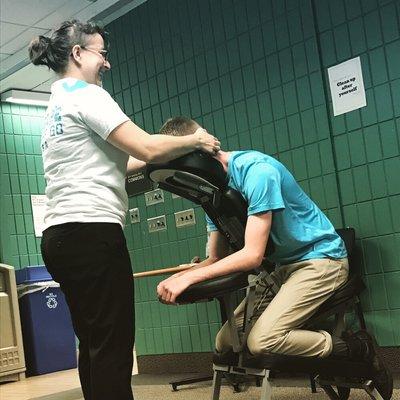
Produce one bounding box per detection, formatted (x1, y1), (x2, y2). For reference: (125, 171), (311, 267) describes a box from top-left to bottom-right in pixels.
(328, 56), (367, 116)
(31, 195), (47, 237)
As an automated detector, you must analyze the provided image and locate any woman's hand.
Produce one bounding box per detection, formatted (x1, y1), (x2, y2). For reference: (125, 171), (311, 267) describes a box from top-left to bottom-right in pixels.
(193, 127), (220, 155)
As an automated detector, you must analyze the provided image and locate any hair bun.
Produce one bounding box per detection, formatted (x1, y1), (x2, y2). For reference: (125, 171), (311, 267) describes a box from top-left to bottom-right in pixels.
(40, 35), (51, 47)
(28, 35), (51, 66)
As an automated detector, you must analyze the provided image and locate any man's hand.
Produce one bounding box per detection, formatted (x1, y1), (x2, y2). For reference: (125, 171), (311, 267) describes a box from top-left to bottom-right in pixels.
(157, 275), (194, 305)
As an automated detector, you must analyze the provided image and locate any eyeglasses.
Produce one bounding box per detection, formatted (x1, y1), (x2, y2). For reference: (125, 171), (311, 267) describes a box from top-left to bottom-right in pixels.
(81, 46), (109, 61)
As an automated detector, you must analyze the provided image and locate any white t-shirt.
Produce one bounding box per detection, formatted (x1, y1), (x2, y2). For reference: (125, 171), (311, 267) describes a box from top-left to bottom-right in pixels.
(41, 78), (130, 229)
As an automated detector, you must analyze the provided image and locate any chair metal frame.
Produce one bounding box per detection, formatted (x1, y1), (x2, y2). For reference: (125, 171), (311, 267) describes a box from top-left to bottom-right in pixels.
(147, 153), (385, 400)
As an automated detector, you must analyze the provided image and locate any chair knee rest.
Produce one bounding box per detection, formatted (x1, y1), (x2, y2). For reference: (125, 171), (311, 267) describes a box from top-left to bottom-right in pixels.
(213, 351), (374, 379)
(176, 271), (250, 304)
(243, 353), (373, 378)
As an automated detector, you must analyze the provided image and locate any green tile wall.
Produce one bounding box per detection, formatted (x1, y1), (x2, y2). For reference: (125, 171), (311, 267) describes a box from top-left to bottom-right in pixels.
(0, 102), (46, 268)
(0, 0), (398, 356)
(314, 0), (400, 346)
(103, 0), (347, 356)
(103, 0), (399, 353)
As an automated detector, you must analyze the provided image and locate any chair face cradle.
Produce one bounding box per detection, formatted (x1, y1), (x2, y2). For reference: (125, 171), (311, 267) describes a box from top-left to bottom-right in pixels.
(147, 152), (384, 400)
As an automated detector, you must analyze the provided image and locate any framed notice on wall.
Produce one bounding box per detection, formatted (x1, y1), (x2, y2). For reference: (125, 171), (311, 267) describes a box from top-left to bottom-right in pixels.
(125, 168), (153, 197)
(328, 56), (367, 116)
(31, 195), (47, 237)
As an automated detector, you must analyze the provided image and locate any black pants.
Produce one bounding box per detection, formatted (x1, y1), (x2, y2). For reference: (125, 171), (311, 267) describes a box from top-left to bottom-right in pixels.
(41, 222), (134, 400)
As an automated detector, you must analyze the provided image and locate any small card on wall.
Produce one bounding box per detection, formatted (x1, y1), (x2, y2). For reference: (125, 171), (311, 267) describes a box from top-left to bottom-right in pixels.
(31, 194), (47, 237)
(328, 56), (367, 116)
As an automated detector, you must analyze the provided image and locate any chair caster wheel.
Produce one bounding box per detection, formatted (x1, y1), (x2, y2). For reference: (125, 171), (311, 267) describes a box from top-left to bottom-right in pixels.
(233, 383), (241, 393)
(337, 386), (350, 400)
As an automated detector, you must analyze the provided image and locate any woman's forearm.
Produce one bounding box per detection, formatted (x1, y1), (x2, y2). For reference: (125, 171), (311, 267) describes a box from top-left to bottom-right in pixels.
(108, 121), (219, 162)
(144, 134), (198, 163)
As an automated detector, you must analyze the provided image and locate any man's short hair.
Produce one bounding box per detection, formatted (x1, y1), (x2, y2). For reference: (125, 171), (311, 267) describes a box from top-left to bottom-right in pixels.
(159, 116), (198, 136)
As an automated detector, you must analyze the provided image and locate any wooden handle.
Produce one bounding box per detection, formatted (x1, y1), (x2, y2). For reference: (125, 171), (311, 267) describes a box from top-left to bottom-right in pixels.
(133, 264), (195, 278)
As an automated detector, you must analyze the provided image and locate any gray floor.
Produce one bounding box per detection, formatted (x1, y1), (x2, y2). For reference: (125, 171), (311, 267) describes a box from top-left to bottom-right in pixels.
(33, 373), (400, 400)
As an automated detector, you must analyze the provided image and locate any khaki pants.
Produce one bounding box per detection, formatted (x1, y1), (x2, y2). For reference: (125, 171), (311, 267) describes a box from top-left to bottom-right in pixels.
(216, 258), (349, 358)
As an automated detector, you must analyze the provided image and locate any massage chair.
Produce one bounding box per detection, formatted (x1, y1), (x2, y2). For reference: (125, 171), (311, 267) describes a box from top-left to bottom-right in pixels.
(147, 151), (386, 400)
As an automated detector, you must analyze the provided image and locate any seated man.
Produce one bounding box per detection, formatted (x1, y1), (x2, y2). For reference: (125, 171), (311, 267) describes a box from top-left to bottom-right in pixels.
(156, 117), (392, 400)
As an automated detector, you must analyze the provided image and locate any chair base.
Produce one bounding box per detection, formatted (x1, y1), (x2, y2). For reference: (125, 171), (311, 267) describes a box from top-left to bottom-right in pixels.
(169, 374), (213, 391)
(211, 362), (385, 400)
(213, 350), (374, 378)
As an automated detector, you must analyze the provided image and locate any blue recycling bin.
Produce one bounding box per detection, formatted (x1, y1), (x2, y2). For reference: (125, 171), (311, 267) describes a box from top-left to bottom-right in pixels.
(16, 266), (77, 376)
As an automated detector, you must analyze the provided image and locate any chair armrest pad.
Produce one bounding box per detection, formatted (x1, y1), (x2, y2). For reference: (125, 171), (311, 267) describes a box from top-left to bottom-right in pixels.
(176, 271), (251, 304)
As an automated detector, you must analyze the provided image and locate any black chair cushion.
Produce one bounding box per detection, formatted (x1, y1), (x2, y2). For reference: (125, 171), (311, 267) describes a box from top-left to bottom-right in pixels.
(176, 270), (364, 312)
(336, 228), (355, 257)
(147, 151), (227, 190)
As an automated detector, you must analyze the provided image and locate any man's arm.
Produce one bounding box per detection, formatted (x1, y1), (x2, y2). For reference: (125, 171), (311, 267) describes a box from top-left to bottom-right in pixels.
(160, 230), (231, 283)
(126, 156), (147, 173)
(157, 212), (272, 304)
(190, 230), (232, 268)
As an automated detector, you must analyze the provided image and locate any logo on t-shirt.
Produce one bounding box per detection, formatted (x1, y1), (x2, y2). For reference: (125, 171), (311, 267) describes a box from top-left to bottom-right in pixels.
(44, 104), (64, 136)
(42, 105), (64, 151)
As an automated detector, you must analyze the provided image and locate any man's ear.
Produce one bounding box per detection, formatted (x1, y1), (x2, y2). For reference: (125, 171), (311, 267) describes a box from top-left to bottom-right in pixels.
(71, 44), (82, 62)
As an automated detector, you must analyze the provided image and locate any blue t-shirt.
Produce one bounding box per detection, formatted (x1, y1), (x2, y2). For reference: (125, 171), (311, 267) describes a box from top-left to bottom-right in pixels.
(206, 151), (347, 264)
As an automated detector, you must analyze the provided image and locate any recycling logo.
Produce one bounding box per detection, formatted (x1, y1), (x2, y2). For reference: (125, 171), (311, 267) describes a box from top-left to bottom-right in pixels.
(46, 293), (58, 309)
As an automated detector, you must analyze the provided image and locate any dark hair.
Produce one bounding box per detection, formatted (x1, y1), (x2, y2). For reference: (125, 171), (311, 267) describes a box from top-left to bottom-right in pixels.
(28, 19), (107, 74)
(159, 116), (199, 136)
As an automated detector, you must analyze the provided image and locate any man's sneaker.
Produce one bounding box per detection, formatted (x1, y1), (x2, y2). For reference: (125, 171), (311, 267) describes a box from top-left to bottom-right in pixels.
(349, 330), (393, 400)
